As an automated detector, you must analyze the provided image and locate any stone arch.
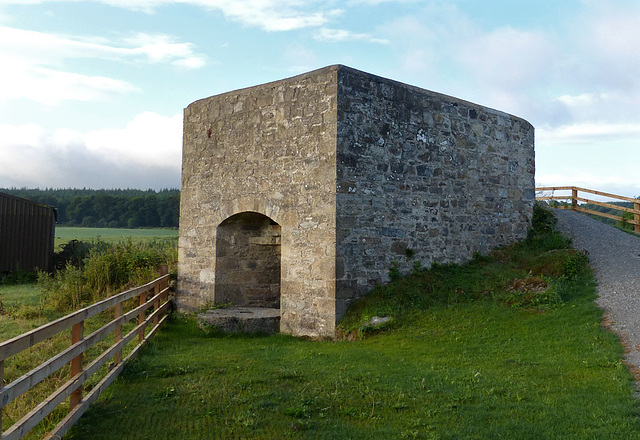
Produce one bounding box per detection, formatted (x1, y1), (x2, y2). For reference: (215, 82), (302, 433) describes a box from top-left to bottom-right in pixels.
(214, 211), (281, 308)
(215, 196), (283, 228)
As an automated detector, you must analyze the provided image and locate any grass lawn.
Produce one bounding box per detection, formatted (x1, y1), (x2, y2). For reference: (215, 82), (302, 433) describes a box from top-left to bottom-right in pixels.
(66, 301), (640, 440)
(54, 226), (178, 248)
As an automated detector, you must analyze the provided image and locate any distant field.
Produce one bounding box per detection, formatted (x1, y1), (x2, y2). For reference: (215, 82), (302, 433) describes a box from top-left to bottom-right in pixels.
(54, 226), (178, 248)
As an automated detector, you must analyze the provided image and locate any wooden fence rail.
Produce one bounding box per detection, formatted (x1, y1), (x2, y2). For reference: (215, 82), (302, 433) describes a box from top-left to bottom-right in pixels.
(535, 186), (640, 233)
(0, 267), (170, 440)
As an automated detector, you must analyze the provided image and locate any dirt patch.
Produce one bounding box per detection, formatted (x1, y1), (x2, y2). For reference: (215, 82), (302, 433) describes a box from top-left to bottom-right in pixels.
(507, 277), (548, 294)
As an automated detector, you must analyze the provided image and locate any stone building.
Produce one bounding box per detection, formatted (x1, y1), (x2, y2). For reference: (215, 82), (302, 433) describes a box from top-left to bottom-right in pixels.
(177, 65), (535, 338)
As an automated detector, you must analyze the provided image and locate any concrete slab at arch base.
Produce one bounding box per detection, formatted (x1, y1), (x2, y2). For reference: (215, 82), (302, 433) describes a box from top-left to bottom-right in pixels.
(198, 307), (280, 334)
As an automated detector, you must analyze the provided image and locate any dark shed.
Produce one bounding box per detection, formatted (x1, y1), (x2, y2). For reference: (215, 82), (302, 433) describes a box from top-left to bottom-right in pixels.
(0, 192), (57, 273)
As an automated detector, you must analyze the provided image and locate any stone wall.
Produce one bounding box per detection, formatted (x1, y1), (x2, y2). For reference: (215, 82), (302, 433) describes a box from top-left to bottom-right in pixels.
(334, 67), (535, 318)
(178, 67), (339, 337)
(178, 65), (535, 338)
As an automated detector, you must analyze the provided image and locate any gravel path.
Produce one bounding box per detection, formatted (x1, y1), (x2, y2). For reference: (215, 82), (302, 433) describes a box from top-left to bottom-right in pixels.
(553, 209), (640, 385)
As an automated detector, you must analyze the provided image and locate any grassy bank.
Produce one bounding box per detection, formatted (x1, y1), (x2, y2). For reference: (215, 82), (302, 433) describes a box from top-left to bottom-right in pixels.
(64, 208), (640, 439)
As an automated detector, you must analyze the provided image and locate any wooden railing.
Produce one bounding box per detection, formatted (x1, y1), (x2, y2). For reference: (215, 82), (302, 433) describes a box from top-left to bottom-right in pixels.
(0, 268), (171, 440)
(535, 186), (640, 233)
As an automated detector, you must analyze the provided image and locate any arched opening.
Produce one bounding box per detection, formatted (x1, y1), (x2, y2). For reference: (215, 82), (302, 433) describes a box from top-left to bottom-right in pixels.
(215, 212), (281, 308)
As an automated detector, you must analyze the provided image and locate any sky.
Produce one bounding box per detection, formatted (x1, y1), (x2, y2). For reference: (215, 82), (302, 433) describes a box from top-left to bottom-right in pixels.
(0, 0), (639, 198)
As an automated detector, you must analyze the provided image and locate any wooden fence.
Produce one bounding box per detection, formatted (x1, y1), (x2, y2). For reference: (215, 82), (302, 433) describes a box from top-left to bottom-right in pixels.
(535, 186), (640, 233)
(0, 268), (170, 440)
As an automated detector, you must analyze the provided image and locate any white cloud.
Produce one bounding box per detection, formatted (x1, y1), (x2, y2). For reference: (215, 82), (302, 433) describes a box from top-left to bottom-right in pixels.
(204, 1), (341, 32)
(382, 10), (558, 114)
(457, 27), (558, 91)
(123, 33), (207, 68)
(346, 0), (421, 3)
(0, 58), (138, 106)
(537, 122), (640, 145)
(0, 26), (205, 105)
(534, 120), (640, 199)
(378, 6), (560, 118)
(551, 90), (640, 126)
(84, 112), (182, 168)
(314, 27), (388, 44)
(582, 2), (640, 62)
(556, 93), (597, 108)
(4, 0), (342, 32)
(0, 26), (206, 68)
(375, 1), (640, 130)
(0, 112), (182, 189)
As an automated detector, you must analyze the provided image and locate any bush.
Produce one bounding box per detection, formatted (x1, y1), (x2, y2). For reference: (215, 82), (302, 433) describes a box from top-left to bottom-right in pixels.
(53, 239), (99, 271)
(525, 205), (571, 251)
(0, 270), (38, 285)
(531, 204), (558, 232)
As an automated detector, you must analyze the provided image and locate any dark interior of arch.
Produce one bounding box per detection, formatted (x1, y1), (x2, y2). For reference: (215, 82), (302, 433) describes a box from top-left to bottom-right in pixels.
(215, 211), (281, 308)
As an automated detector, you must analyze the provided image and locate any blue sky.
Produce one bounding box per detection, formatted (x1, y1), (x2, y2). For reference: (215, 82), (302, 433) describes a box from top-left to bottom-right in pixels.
(1, 0), (639, 197)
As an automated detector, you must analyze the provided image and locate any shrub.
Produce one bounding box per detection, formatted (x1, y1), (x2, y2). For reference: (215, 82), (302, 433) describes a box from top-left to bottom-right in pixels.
(0, 270), (38, 285)
(531, 203), (557, 234)
(53, 239), (100, 271)
(525, 205), (571, 252)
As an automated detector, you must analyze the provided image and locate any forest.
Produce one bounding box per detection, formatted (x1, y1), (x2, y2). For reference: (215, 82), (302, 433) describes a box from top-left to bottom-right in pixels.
(1, 188), (179, 228)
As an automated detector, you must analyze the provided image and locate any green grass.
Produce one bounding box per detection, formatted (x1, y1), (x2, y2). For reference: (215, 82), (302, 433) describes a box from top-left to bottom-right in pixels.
(66, 301), (640, 440)
(0, 283), (57, 341)
(54, 226), (178, 248)
(0, 283), (43, 309)
(64, 208), (640, 439)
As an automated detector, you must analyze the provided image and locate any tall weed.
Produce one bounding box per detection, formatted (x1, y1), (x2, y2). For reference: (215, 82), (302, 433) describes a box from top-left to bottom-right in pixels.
(618, 211), (635, 231)
(40, 240), (176, 313)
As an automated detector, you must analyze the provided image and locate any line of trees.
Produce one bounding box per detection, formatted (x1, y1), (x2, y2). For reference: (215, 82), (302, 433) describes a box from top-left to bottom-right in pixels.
(1, 188), (179, 228)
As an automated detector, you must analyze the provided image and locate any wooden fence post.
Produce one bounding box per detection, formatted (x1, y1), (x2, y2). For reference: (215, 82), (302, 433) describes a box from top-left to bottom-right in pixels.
(70, 321), (84, 408)
(571, 187), (578, 212)
(153, 282), (160, 326)
(138, 291), (147, 342)
(635, 201), (640, 234)
(114, 303), (123, 365)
